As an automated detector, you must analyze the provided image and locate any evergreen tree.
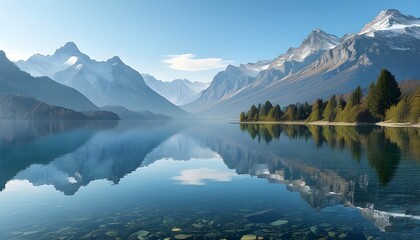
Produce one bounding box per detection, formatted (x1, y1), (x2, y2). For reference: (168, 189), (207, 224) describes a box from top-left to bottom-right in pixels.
(281, 105), (297, 121)
(385, 97), (410, 122)
(240, 111), (246, 122)
(307, 98), (324, 121)
(268, 104), (282, 121)
(368, 69), (401, 119)
(350, 86), (362, 106)
(338, 96), (346, 110)
(409, 87), (420, 123)
(247, 105), (259, 121)
(323, 95), (337, 121)
(263, 100), (273, 116)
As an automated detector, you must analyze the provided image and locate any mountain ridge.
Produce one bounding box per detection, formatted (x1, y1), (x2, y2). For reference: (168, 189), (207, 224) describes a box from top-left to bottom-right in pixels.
(16, 43), (188, 118)
(183, 9), (420, 118)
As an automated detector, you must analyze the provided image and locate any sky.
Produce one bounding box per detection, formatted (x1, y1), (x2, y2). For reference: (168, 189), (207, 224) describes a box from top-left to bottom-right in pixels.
(0, 0), (419, 82)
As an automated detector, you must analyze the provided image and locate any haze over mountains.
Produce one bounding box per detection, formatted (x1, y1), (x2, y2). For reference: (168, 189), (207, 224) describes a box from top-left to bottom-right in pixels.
(142, 74), (209, 106)
(16, 43), (187, 118)
(4, 9), (420, 120)
(0, 51), (98, 112)
(183, 9), (420, 118)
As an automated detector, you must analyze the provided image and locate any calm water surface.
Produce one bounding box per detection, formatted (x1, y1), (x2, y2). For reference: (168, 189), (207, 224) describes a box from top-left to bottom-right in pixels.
(0, 120), (419, 239)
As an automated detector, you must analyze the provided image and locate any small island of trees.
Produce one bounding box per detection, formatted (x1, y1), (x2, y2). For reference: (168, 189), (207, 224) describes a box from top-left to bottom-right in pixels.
(240, 69), (420, 125)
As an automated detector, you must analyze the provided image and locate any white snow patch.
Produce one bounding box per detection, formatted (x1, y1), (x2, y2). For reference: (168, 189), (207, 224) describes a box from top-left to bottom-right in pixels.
(64, 56), (78, 66)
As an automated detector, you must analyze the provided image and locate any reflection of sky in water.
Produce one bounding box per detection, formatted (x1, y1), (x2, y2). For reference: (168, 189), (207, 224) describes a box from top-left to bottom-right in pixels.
(172, 167), (237, 185)
(0, 121), (420, 239)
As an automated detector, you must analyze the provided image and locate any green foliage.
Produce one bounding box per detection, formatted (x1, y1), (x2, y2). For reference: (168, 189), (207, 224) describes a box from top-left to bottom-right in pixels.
(239, 111), (246, 122)
(267, 104), (282, 121)
(306, 98), (324, 122)
(323, 95), (337, 121)
(281, 105), (298, 121)
(350, 86), (362, 106)
(263, 101), (273, 116)
(409, 87), (420, 123)
(385, 97), (410, 123)
(246, 105), (259, 121)
(367, 69), (401, 119)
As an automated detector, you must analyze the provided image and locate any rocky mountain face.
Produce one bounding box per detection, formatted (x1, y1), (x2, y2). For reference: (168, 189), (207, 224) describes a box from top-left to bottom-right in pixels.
(0, 51), (98, 112)
(142, 74), (209, 106)
(183, 10), (420, 118)
(16, 42), (187, 118)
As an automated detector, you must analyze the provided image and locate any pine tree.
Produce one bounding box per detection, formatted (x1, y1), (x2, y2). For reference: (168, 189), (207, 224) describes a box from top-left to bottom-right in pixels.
(268, 104), (282, 121)
(247, 105), (259, 121)
(350, 86), (362, 106)
(367, 69), (401, 119)
(386, 97), (410, 122)
(409, 87), (420, 123)
(323, 95), (337, 121)
(263, 101), (273, 116)
(240, 111), (246, 122)
(307, 99), (324, 122)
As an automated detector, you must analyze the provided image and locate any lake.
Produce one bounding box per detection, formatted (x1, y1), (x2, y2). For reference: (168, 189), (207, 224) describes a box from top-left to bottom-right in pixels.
(0, 120), (419, 239)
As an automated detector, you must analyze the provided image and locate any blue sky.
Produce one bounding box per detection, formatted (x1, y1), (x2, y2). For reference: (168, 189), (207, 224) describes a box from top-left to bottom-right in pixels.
(0, 0), (419, 82)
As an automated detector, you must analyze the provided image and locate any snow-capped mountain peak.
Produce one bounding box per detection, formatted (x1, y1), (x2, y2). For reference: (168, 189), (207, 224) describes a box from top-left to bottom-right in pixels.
(301, 29), (342, 50)
(359, 9), (420, 38)
(268, 29), (341, 69)
(53, 42), (82, 56)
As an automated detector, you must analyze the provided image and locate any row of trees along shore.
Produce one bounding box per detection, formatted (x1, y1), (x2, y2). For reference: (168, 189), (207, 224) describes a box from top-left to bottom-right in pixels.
(240, 69), (420, 124)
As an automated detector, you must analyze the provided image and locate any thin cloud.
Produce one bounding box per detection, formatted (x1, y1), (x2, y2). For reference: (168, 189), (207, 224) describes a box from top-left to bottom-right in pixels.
(162, 53), (232, 71)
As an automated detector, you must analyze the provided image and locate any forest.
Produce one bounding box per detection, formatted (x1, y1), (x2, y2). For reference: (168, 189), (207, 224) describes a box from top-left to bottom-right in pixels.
(240, 69), (420, 124)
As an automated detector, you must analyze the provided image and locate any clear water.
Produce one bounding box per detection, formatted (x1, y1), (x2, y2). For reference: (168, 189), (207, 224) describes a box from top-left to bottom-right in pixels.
(0, 120), (419, 239)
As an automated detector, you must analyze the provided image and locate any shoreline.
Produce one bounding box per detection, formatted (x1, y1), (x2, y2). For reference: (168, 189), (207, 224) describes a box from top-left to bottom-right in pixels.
(232, 120), (420, 128)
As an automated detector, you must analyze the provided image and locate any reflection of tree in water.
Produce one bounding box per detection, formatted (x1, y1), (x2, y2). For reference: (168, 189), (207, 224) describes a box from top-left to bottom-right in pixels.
(239, 124), (420, 185)
(385, 128), (420, 162)
(366, 128), (401, 186)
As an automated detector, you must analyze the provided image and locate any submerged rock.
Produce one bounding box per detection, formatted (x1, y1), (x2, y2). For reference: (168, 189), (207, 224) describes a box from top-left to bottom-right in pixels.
(174, 234), (193, 239)
(172, 228), (182, 232)
(106, 231), (118, 237)
(270, 219), (288, 226)
(339, 233), (347, 239)
(310, 225), (318, 234)
(241, 234), (257, 240)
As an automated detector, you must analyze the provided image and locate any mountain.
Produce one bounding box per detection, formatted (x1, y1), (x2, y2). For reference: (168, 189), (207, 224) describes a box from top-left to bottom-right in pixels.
(0, 51), (97, 112)
(0, 94), (119, 120)
(183, 9), (420, 118)
(182, 65), (256, 113)
(101, 105), (170, 120)
(16, 42), (187, 118)
(183, 29), (343, 114)
(142, 74), (209, 105)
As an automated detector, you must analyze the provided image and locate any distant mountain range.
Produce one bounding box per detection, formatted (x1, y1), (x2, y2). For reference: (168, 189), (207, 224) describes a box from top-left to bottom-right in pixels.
(0, 94), (119, 120)
(16, 43), (187, 118)
(0, 50), (97, 112)
(183, 9), (420, 118)
(142, 74), (209, 106)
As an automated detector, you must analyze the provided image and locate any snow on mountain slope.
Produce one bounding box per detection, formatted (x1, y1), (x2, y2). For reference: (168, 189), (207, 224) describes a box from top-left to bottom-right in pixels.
(268, 29), (342, 69)
(16, 42), (187, 118)
(184, 29), (342, 113)
(359, 9), (420, 38)
(142, 74), (209, 105)
(185, 9), (420, 118)
(0, 50), (98, 112)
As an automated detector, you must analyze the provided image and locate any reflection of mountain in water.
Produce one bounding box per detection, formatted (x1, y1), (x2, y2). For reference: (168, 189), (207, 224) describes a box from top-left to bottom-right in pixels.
(2, 121), (419, 232)
(0, 120), (118, 191)
(6, 120), (184, 195)
(237, 124), (420, 232)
